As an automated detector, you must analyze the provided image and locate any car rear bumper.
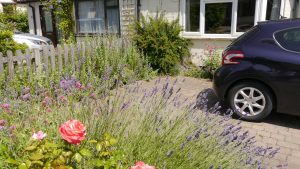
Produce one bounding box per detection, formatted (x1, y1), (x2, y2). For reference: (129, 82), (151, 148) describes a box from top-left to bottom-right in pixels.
(213, 68), (227, 102)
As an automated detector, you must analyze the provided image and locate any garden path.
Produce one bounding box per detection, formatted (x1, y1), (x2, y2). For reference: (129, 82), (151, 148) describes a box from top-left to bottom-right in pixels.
(138, 76), (300, 169)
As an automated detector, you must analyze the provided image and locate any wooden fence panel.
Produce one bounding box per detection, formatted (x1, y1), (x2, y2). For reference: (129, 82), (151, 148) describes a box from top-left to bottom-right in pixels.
(50, 46), (56, 71)
(7, 50), (14, 78)
(57, 45), (63, 73)
(34, 49), (42, 76)
(25, 49), (31, 71)
(70, 44), (75, 71)
(42, 46), (50, 75)
(0, 53), (3, 74)
(0, 38), (111, 79)
(64, 44), (69, 65)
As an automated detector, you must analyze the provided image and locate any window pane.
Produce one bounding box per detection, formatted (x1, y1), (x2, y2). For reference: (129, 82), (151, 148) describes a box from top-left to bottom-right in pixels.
(293, 0), (300, 18)
(107, 7), (120, 33)
(78, 0), (105, 33)
(185, 0), (200, 32)
(274, 28), (300, 52)
(266, 0), (281, 20)
(237, 0), (256, 32)
(205, 2), (232, 34)
(44, 11), (53, 32)
(106, 0), (118, 6)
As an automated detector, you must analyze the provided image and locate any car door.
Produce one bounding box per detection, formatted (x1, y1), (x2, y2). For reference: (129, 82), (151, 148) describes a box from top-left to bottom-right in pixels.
(272, 27), (300, 115)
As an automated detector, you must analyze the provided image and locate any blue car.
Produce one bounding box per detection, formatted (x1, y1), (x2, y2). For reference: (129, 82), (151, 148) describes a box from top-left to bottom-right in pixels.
(213, 19), (300, 121)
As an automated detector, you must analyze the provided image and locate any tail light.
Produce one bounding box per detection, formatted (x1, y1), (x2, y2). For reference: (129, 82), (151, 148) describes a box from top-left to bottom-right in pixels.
(222, 51), (245, 65)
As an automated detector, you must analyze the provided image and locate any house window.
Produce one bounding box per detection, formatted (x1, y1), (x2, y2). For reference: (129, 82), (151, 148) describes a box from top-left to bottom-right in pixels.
(237, 0), (256, 32)
(185, 0), (200, 32)
(266, 0), (281, 20)
(204, 2), (232, 34)
(184, 0), (259, 37)
(292, 0), (300, 18)
(76, 0), (119, 34)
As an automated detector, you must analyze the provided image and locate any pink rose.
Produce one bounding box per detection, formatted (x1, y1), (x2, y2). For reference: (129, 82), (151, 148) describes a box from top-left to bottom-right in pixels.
(59, 119), (86, 145)
(130, 161), (155, 169)
(32, 131), (47, 141)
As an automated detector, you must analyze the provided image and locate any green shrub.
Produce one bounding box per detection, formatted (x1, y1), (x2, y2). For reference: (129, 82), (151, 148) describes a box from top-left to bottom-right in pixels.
(183, 67), (203, 78)
(0, 30), (27, 54)
(132, 13), (191, 75)
(0, 5), (29, 32)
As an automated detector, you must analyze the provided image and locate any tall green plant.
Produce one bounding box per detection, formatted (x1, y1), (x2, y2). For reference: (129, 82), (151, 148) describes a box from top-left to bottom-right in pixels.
(44, 0), (75, 43)
(0, 5), (29, 32)
(0, 30), (27, 54)
(132, 13), (191, 75)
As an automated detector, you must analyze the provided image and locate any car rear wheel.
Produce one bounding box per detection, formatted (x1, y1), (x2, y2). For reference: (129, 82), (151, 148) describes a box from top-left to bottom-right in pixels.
(227, 81), (273, 121)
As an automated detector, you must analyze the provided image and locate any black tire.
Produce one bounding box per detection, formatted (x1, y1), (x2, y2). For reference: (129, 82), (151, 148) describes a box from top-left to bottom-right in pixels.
(227, 81), (274, 121)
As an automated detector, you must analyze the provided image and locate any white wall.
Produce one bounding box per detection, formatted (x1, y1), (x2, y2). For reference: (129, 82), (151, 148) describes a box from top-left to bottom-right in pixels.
(27, 2), (42, 35)
(16, 4), (27, 12)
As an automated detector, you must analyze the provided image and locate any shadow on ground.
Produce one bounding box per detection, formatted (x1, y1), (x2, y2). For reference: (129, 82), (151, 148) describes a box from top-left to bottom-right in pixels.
(196, 88), (300, 130)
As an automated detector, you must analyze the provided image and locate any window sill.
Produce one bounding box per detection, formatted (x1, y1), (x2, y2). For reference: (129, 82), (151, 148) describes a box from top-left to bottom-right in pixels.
(181, 32), (243, 40)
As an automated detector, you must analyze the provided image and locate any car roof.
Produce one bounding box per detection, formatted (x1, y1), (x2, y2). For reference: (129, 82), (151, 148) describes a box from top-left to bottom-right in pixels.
(258, 18), (300, 26)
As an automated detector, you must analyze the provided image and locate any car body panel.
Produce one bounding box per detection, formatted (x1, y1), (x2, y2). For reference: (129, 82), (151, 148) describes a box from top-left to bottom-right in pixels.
(13, 33), (52, 50)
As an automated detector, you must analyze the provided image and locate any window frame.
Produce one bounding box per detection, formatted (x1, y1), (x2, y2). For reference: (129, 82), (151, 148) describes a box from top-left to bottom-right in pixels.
(74, 0), (120, 35)
(181, 0), (281, 39)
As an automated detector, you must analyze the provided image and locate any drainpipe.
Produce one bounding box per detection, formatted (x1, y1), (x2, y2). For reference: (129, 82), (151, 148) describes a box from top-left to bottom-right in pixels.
(28, 3), (37, 34)
(137, 0), (141, 21)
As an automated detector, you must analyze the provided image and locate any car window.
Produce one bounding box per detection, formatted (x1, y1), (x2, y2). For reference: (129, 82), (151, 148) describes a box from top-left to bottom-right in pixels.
(274, 27), (300, 53)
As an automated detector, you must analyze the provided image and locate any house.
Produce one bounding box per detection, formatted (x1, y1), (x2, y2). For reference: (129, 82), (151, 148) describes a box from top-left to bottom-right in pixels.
(16, 0), (300, 66)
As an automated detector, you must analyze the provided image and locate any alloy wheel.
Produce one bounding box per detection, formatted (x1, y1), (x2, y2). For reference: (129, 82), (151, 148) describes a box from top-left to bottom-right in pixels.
(233, 87), (266, 116)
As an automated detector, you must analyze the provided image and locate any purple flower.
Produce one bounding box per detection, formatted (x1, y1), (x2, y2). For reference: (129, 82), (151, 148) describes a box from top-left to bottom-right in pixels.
(1, 103), (10, 110)
(22, 93), (31, 101)
(22, 87), (30, 94)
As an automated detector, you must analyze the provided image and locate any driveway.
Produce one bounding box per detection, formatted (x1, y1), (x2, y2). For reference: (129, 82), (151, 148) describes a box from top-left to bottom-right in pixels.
(139, 76), (300, 169)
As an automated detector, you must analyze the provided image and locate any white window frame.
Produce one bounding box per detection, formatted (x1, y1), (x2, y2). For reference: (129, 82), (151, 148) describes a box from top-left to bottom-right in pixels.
(181, 0), (283, 39)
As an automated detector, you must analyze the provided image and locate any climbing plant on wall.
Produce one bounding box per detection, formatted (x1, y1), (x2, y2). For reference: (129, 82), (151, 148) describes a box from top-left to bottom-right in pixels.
(44, 0), (75, 43)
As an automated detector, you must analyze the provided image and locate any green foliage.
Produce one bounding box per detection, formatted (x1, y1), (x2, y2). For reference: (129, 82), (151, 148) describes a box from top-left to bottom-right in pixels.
(200, 48), (222, 79)
(132, 13), (191, 75)
(44, 0), (75, 43)
(0, 30), (27, 54)
(184, 45), (222, 79)
(0, 36), (155, 97)
(183, 67), (203, 79)
(3, 135), (125, 168)
(0, 5), (29, 32)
